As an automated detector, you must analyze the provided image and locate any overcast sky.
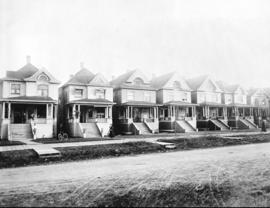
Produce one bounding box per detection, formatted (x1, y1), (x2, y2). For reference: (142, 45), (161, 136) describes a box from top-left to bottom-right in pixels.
(1, 0), (270, 88)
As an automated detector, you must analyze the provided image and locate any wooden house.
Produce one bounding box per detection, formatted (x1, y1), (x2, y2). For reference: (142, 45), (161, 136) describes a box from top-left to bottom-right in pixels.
(58, 63), (114, 138)
(111, 69), (159, 135)
(186, 75), (230, 131)
(0, 56), (60, 140)
(151, 72), (197, 133)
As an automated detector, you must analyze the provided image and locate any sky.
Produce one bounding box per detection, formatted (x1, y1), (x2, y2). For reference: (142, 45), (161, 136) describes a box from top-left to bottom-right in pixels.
(1, 0), (270, 88)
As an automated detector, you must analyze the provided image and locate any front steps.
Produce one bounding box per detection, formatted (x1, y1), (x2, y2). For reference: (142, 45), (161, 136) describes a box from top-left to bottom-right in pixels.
(239, 118), (257, 129)
(80, 123), (101, 138)
(210, 119), (230, 130)
(10, 124), (33, 139)
(175, 120), (196, 132)
(133, 122), (152, 134)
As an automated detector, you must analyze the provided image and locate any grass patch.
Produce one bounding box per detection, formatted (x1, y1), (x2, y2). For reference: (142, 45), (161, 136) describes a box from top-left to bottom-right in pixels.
(33, 137), (113, 144)
(0, 180), (234, 207)
(55, 141), (166, 160)
(158, 134), (270, 150)
(88, 181), (233, 207)
(0, 149), (38, 168)
(0, 139), (25, 146)
(0, 142), (166, 169)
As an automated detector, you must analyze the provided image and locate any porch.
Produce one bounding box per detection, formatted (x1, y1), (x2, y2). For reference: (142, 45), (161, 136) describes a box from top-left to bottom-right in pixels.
(0, 97), (57, 139)
(66, 104), (113, 124)
(227, 106), (254, 120)
(196, 103), (227, 120)
(117, 105), (159, 124)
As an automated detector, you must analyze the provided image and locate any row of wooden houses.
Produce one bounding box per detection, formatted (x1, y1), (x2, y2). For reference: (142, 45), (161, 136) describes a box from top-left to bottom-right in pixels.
(0, 57), (269, 139)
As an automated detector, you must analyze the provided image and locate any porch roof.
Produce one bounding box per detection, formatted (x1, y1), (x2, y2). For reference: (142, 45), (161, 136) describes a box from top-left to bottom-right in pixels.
(121, 101), (161, 107)
(163, 101), (198, 106)
(68, 98), (115, 105)
(227, 103), (253, 108)
(0, 96), (57, 103)
(199, 102), (226, 107)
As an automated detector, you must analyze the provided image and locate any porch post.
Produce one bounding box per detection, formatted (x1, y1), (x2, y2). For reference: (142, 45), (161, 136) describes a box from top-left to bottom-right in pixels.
(243, 108), (245, 117)
(2, 102), (5, 119)
(72, 104), (76, 119)
(46, 104), (48, 119)
(8, 102), (11, 119)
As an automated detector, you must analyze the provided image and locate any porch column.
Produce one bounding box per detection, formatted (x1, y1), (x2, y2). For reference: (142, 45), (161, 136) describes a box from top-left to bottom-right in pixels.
(2, 102), (5, 119)
(72, 104), (76, 118)
(234, 107), (237, 116)
(54, 104), (58, 119)
(105, 106), (108, 119)
(202, 106), (205, 118)
(250, 108), (253, 116)
(7, 103), (11, 119)
(243, 108), (245, 117)
(46, 104), (48, 119)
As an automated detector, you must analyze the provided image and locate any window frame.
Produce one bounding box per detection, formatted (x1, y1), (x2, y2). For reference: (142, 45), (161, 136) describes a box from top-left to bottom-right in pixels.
(11, 83), (21, 95)
(74, 88), (83, 98)
(37, 84), (49, 97)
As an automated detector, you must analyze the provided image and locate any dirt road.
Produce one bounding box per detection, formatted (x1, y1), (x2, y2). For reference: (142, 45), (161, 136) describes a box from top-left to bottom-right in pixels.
(1, 142), (270, 206)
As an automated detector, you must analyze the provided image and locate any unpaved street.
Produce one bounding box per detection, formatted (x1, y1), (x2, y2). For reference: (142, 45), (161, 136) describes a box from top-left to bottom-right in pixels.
(1, 142), (270, 206)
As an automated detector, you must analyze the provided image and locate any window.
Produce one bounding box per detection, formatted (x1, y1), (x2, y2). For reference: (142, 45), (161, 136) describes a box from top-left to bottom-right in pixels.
(144, 92), (151, 102)
(37, 74), (49, 81)
(168, 91), (174, 101)
(127, 91), (135, 101)
(181, 92), (188, 102)
(11, 84), (20, 95)
(235, 95), (243, 103)
(74, 89), (83, 98)
(211, 94), (217, 102)
(133, 77), (144, 85)
(38, 85), (48, 97)
(95, 89), (105, 99)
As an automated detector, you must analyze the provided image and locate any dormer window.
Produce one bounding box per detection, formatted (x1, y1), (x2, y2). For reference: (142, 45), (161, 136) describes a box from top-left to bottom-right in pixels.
(133, 77), (144, 86)
(74, 89), (83, 98)
(38, 84), (48, 97)
(95, 89), (105, 99)
(11, 84), (20, 95)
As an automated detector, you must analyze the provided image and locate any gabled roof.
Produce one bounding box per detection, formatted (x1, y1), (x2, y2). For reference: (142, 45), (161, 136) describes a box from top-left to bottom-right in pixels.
(247, 88), (267, 96)
(216, 81), (246, 94)
(110, 70), (136, 87)
(186, 75), (208, 91)
(64, 66), (111, 87)
(110, 69), (153, 90)
(65, 68), (95, 85)
(3, 63), (39, 80)
(151, 71), (191, 91)
(1, 57), (60, 84)
(151, 72), (174, 89)
(186, 75), (222, 92)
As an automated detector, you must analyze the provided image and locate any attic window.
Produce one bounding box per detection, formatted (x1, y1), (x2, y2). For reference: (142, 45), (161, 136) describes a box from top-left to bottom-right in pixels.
(173, 81), (181, 89)
(133, 77), (144, 86)
(38, 74), (49, 81)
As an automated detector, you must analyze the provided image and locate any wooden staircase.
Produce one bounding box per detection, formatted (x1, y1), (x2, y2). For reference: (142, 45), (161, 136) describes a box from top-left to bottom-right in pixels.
(133, 122), (152, 134)
(10, 124), (33, 139)
(210, 119), (229, 130)
(239, 118), (257, 129)
(175, 120), (196, 132)
(80, 123), (101, 138)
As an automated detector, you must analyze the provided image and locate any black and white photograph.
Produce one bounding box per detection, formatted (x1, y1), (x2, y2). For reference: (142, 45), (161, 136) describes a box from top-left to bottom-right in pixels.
(1, 0), (270, 207)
